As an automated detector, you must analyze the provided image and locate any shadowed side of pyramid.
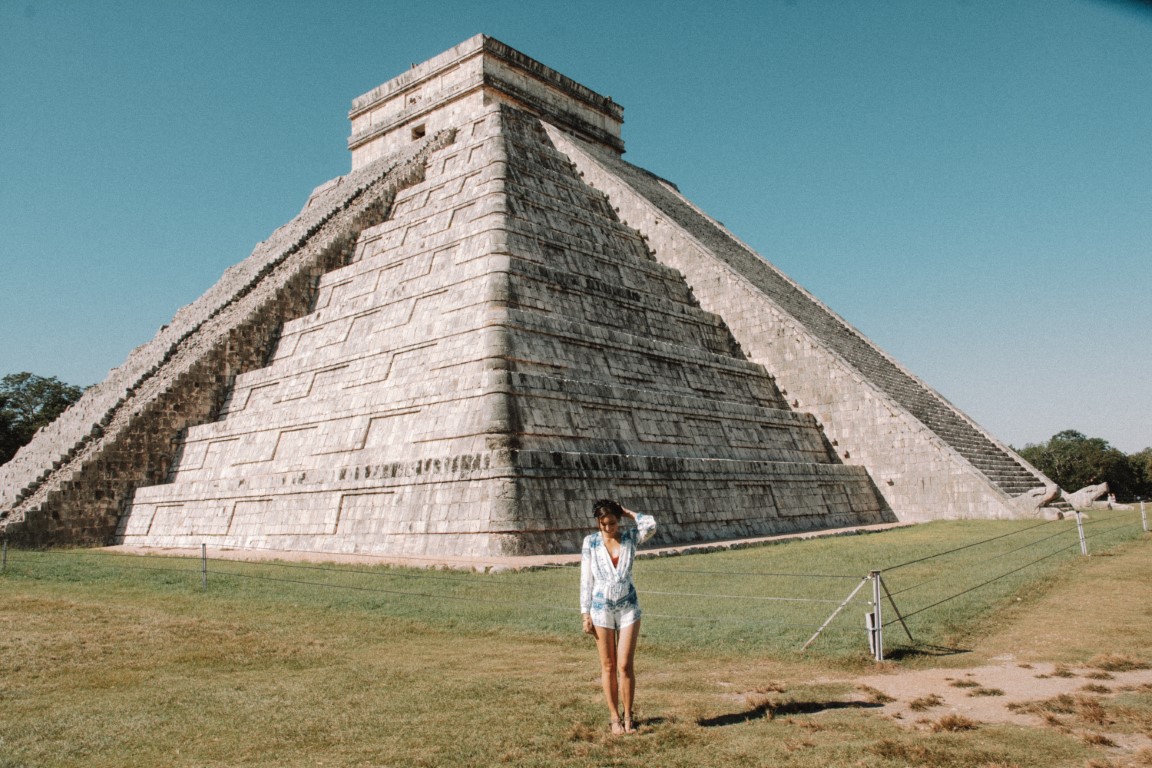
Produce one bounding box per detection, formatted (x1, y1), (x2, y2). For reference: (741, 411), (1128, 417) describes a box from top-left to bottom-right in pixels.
(0, 133), (454, 545)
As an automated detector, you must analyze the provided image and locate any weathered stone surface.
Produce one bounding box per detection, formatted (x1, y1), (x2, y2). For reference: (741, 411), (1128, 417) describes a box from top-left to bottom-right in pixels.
(0, 130), (455, 545)
(1065, 483), (1109, 510)
(0, 35), (1058, 554)
(540, 126), (1055, 520)
(115, 100), (891, 556)
(349, 35), (623, 168)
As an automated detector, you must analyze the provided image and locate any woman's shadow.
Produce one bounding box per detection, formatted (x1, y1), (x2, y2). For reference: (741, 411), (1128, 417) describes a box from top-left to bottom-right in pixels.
(698, 699), (883, 728)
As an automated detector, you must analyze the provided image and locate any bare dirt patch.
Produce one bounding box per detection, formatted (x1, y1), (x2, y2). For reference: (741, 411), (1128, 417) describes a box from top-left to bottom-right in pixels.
(849, 656), (1152, 753)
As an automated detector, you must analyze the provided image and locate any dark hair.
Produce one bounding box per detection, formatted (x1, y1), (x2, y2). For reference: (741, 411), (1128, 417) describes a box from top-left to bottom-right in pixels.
(592, 498), (624, 520)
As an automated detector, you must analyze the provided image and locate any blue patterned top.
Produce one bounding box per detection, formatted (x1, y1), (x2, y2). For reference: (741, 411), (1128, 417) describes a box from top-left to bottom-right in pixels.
(579, 513), (657, 614)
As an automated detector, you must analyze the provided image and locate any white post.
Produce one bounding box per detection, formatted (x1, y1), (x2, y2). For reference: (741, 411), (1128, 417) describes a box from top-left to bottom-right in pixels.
(1075, 510), (1088, 556)
(201, 543), (208, 591)
(1142, 501), (1147, 533)
(870, 570), (884, 661)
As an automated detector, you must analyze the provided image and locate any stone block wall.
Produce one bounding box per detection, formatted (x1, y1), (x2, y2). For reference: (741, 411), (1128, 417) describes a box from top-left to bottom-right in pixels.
(5, 36), (1049, 556)
(349, 35), (623, 169)
(544, 124), (1052, 520)
(0, 131), (456, 544)
(117, 104), (893, 557)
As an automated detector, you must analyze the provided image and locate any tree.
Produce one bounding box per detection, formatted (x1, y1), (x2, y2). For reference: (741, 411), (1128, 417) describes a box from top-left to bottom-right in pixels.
(0, 372), (86, 465)
(1018, 430), (1145, 501)
(1131, 447), (1152, 500)
(0, 394), (20, 466)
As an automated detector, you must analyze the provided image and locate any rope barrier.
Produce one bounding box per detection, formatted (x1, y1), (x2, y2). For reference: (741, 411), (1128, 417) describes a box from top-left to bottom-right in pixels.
(637, 566), (858, 579)
(3, 544), (871, 633)
(885, 524), (1080, 598)
(203, 555), (532, 586)
(993, 524), (1082, 559)
(640, 611), (849, 631)
(72, 562), (199, 576)
(884, 517), (1060, 572)
(9, 546), (197, 561)
(2, 536), (883, 581)
(188, 539), (579, 569)
(1, 546), (858, 615)
(887, 541), (1082, 625)
(200, 566), (844, 630)
(882, 515), (1148, 625)
(0, 548), (200, 575)
(638, 589), (844, 604)
(4, 511), (1147, 655)
(534, 560), (859, 580)
(204, 566), (575, 614)
(1081, 518), (1144, 540)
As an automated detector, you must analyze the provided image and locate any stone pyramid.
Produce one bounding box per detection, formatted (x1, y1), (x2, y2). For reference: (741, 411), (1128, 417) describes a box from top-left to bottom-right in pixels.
(0, 36), (1056, 556)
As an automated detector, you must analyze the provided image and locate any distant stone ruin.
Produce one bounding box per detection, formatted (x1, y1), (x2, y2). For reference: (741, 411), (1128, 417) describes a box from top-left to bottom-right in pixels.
(0, 36), (1059, 556)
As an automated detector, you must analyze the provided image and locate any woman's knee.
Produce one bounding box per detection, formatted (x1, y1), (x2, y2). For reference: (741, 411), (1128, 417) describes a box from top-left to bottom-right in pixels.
(596, 636), (617, 671)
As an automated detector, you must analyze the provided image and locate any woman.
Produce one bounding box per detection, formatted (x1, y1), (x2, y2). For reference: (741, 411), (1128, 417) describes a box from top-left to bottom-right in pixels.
(580, 499), (657, 735)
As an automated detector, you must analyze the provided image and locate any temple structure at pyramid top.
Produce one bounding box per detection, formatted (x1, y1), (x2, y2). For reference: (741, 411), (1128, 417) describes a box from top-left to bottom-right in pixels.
(0, 36), (1059, 557)
(347, 35), (625, 168)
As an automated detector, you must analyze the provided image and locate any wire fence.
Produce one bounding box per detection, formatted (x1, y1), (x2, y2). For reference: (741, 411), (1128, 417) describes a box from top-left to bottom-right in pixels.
(1, 503), (1147, 660)
(864, 506), (1149, 659)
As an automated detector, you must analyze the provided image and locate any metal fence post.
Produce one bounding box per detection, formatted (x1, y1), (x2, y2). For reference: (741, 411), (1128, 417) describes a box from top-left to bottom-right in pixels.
(2, 539), (7, 573)
(201, 543), (208, 591)
(868, 570), (884, 661)
(1075, 510), (1088, 556)
(878, 573), (915, 644)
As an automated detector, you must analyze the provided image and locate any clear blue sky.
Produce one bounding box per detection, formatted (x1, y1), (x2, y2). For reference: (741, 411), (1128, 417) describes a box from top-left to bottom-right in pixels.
(2, 0), (1149, 453)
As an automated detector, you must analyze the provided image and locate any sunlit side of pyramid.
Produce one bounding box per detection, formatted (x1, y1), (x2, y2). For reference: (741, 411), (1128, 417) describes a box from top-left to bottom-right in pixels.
(0, 36), (1056, 556)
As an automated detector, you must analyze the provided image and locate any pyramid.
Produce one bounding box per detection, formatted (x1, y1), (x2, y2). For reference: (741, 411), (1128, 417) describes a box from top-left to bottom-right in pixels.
(0, 36), (1056, 556)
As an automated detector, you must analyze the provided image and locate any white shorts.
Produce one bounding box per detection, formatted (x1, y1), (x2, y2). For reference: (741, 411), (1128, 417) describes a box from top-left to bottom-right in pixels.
(590, 591), (642, 631)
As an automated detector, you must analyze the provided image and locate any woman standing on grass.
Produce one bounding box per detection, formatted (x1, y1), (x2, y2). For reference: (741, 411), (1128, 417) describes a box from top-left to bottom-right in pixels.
(580, 499), (657, 735)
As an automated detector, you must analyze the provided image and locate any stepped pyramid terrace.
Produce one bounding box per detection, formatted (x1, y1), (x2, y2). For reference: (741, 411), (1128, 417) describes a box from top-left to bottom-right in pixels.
(0, 36), (1060, 557)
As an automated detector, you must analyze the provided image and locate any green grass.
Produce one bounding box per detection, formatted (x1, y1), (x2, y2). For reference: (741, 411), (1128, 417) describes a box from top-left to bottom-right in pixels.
(7, 514), (1141, 658)
(1, 516), (1148, 767)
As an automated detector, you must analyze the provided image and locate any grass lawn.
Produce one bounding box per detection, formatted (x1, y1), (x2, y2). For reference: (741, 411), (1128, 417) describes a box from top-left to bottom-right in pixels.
(1, 515), (1149, 767)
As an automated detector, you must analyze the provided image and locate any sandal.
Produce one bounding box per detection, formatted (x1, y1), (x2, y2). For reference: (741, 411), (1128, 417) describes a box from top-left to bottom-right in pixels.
(610, 718), (625, 736)
(623, 714), (638, 734)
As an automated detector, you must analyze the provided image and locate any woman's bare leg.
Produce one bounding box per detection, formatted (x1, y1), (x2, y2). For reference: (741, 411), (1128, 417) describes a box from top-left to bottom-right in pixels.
(617, 619), (641, 731)
(594, 625), (622, 732)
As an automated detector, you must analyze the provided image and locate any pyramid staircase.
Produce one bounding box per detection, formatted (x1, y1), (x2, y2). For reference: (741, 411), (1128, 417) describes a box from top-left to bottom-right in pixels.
(0, 134), (454, 544)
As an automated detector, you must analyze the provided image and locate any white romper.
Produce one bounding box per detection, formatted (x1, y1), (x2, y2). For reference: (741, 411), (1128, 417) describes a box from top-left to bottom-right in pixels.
(580, 513), (657, 631)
